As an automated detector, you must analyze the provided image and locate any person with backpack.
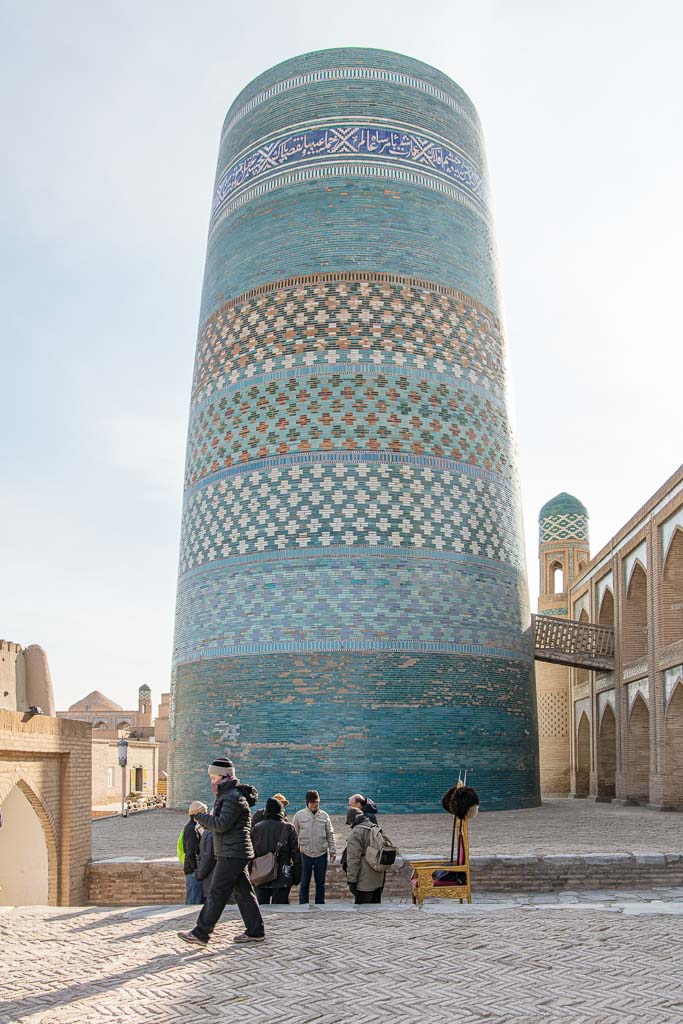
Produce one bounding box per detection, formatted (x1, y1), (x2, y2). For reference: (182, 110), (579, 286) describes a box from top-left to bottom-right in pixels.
(251, 797), (301, 904)
(347, 793), (378, 824)
(344, 806), (392, 904)
(177, 757), (265, 946)
(340, 794), (379, 874)
(179, 801), (207, 904)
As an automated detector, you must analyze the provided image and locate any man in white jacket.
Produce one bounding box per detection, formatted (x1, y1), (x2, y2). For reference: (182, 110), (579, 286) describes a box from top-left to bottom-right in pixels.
(292, 789), (336, 904)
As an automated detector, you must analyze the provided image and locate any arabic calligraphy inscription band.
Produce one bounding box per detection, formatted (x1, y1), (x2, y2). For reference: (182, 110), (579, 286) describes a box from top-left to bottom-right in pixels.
(170, 48), (540, 812)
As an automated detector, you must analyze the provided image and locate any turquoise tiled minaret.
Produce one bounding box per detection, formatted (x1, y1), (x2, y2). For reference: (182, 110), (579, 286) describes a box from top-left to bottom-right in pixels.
(169, 48), (540, 811)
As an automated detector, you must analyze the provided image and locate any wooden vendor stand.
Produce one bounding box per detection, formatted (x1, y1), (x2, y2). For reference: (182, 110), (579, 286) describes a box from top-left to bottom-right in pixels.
(409, 817), (472, 906)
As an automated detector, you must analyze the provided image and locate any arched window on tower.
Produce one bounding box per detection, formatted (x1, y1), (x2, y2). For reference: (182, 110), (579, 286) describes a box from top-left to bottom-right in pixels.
(550, 562), (564, 594)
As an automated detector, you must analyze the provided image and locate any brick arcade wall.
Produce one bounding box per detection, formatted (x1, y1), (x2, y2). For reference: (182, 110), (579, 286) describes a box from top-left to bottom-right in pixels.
(0, 710), (92, 905)
(170, 48), (539, 813)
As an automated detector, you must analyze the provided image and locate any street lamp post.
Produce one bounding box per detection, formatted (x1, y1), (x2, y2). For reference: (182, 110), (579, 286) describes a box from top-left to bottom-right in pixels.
(117, 737), (129, 818)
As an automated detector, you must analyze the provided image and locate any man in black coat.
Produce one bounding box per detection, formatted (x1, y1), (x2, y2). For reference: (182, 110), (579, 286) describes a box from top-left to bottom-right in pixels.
(178, 758), (265, 946)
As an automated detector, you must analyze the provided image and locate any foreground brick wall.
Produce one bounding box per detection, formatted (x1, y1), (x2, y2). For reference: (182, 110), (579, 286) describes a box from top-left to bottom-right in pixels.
(0, 710), (91, 905)
(87, 851), (683, 906)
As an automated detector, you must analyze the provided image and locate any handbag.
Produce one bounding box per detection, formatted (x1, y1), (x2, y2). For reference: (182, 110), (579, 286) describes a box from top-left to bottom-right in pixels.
(250, 823), (288, 887)
(250, 850), (279, 886)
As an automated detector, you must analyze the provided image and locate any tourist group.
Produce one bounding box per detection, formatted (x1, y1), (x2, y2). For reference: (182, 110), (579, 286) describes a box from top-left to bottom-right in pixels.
(177, 757), (394, 946)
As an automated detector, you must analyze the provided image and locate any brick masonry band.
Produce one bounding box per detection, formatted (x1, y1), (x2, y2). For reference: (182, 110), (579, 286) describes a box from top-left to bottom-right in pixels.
(169, 48), (541, 812)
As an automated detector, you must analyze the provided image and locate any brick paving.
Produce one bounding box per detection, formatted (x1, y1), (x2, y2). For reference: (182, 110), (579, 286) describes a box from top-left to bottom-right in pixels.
(93, 799), (683, 861)
(1, 896), (682, 1024)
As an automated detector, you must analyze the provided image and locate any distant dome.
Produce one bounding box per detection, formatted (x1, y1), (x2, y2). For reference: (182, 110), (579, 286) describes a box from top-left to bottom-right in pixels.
(539, 493), (588, 521)
(68, 690), (123, 712)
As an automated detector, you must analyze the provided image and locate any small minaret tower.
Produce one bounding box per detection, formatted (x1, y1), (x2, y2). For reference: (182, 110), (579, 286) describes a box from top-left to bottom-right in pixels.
(536, 493), (590, 794)
(137, 684), (152, 728)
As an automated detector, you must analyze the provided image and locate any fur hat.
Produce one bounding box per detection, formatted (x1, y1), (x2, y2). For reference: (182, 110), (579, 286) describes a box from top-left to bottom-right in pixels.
(441, 783), (480, 820)
(208, 757), (235, 777)
(189, 801), (207, 815)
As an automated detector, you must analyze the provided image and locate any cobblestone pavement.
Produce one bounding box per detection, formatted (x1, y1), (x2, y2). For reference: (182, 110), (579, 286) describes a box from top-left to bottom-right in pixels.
(1, 894), (682, 1024)
(93, 799), (683, 861)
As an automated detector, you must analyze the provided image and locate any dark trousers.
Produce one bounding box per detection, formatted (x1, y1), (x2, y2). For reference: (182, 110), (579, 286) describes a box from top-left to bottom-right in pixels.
(299, 852), (328, 904)
(354, 887), (382, 904)
(193, 857), (264, 939)
(256, 885), (291, 905)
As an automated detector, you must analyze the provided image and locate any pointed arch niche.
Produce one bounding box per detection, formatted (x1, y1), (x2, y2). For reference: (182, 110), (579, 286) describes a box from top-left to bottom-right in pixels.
(575, 710), (590, 797)
(597, 694), (616, 800)
(627, 686), (650, 802)
(0, 780), (53, 905)
(664, 668), (683, 805)
(623, 560), (648, 665)
(661, 520), (683, 649)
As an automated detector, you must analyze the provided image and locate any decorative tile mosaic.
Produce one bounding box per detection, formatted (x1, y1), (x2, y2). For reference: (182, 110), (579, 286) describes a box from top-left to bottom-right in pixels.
(663, 665), (682, 711)
(173, 553), (531, 664)
(596, 571), (614, 610)
(661, 507), (683, 561)
(179, 456), (522, 575)
(211, 122), (487, 232)
(623, 540), (647, 592)
(628, 678), (649, 711)
(574, 696), (590, 727)
(598, 689), (615, 723)
(184, 372), (511, 487)
(222, 64), (481, 140)
(209, 161), (491, 238)
(193, 276), (505, 400)
(539, 513), (589, 544)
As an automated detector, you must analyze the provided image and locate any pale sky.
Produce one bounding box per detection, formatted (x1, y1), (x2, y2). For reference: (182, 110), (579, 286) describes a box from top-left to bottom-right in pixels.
(1, 1), (681, 712)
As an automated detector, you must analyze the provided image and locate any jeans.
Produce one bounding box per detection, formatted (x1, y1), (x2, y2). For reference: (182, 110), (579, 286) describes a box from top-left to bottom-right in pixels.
(299, 853), (328, 904)
(192, 857), (265, 940)
(256, 885), (291, 905)
(184, 872), (204, 905)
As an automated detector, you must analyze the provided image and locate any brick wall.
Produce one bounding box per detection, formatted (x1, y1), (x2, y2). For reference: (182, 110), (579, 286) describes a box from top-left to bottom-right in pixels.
(0, 710), (91, 905)
(87, 852), (683, 906)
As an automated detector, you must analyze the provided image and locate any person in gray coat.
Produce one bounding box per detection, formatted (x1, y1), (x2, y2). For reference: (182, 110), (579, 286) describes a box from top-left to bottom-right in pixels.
(177, 757), (265, 946)
(345, 807), (385, 904)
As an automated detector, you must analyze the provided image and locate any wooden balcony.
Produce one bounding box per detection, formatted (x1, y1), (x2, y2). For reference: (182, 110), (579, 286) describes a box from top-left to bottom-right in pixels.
(532, 614), (615, 671)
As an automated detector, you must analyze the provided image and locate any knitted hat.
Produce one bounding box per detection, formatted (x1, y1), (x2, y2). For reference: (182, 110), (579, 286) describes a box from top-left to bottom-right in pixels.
(208, 757), (235, 777)
(272, 792), (289, 807)
(189, 801), (207, 815)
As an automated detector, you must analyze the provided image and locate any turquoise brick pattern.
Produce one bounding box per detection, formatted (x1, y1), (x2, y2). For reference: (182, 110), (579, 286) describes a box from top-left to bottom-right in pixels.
(171, 49), (540, 812)
(173, 652), (538, 814)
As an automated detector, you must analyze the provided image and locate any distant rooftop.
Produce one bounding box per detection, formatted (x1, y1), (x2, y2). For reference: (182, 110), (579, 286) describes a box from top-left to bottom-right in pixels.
(68, 690), (123, 713)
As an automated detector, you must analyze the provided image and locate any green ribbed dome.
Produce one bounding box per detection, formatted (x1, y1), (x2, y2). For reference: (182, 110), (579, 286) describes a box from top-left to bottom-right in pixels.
(539, 493), (588, 521)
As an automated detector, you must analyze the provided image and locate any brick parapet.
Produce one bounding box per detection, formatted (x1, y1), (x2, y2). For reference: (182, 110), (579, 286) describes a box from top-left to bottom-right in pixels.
(87, 852), (683, 906)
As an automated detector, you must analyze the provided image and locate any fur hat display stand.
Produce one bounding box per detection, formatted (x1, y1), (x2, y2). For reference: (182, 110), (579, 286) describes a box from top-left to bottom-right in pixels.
(441, 770), (480, 865)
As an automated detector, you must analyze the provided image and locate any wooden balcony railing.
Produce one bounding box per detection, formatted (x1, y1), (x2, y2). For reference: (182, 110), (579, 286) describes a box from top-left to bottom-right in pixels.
(532, 614), (615, 671)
